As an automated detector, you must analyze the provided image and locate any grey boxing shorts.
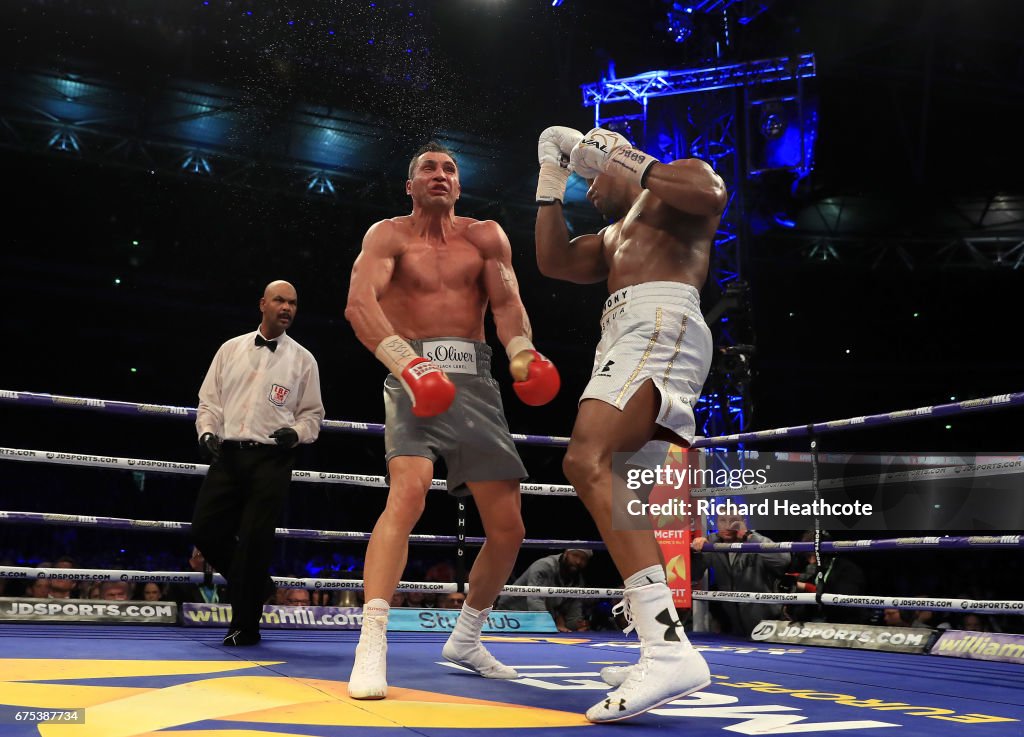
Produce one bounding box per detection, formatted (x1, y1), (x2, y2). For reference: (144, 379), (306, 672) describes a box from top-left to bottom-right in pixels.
(384, 337), (528, 496)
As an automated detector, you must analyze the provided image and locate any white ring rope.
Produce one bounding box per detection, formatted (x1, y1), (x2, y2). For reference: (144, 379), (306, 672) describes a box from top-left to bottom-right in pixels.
(689, 457), (1024, 498)
(0, 566), (622, 600)
(5, 567), (1023, 613)
(13, 445), (1023, 501)
(767, 451), (1024, 466)
(5, 510), (1020, 553)
(699, 590), (1024, 615)
(0, 510), (603, 550)
(5, 393), (1020, 620)
(0, 447), (576, 497)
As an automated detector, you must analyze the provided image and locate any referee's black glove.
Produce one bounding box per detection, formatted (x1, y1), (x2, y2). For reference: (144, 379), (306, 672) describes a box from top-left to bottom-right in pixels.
(269, 427), (299, 448)
(199, 432), (222, 463)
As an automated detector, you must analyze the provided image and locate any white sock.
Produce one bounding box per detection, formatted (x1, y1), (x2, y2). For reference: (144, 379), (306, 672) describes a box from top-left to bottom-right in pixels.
(624, 565), (666, 589)
(442, 603), (517, 679)
(362, 598), (390, 617)
(360, 598), (389, 641)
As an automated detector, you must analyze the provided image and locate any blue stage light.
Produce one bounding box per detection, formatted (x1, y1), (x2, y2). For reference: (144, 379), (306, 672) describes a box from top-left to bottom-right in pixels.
(48, 129), (80, 153)
(306, 172), (336, 195)
(181, 151), (212, 175)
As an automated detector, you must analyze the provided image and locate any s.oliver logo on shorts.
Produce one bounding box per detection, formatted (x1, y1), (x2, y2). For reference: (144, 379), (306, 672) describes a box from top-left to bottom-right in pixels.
(268, 384), (291, 406)
(422, 339), (477, 375)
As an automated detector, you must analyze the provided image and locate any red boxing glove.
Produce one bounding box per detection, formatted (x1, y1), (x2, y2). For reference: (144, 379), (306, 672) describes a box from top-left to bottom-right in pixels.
(510, 349), (560, 406)
(400, 357), (456, 417)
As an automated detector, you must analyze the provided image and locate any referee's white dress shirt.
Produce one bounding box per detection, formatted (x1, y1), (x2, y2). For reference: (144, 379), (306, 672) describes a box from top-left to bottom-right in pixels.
(196, 328), (325, 445)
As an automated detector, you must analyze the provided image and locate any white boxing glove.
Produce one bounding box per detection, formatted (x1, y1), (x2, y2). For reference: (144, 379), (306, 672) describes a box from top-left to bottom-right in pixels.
(570, 127), (657, 188)
(536, 126), (583, 204)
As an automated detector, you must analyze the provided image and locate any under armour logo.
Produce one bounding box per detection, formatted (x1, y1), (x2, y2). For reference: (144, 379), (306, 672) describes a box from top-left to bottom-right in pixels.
(597, 360), (615, 376)
(655, 607), (684, 642)
(604, 698), (627, 712)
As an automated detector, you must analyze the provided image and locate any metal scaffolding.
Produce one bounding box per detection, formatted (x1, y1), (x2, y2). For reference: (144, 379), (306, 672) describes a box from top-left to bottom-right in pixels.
(0, 68), (598, 226)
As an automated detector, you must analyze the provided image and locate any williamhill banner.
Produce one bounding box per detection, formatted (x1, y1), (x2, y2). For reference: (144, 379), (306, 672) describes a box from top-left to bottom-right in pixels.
(930, 630), (1024, 664)
(182, 604), (556, 633)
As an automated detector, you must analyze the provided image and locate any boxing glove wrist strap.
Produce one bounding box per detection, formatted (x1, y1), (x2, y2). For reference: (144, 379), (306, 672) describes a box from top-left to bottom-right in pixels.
(536, 162), (571, 204)
(506, 335), (535, 361)
(374, 334), (419, 375)
(606, 147), (657, 189)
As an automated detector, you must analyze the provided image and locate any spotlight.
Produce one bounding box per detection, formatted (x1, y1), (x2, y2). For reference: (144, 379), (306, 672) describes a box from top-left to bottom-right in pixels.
(181, 151), (212, 175)
(665, 7), (695, 44)
(48, 129), (80, 153)
(760, 111), (785, 140)
(307, 171), (336, 195)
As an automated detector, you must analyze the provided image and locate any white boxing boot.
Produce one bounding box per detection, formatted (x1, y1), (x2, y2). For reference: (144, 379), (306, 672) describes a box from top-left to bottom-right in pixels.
(586, 583), (710, 723)
(347, 598), (389, 699)
(600, 597), (637, 687)
(441, 604), (518, 679)
(600, 664), (633, 687)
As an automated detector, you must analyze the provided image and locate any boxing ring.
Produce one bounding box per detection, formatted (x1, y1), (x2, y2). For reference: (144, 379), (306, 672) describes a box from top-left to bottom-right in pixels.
(1, 389), (1024, 736)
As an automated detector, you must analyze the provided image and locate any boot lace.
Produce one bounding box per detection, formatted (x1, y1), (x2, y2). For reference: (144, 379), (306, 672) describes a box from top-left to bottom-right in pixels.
(612, 597), (636, 636)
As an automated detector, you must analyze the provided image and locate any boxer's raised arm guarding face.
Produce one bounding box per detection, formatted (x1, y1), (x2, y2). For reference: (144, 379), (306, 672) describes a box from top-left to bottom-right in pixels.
(534, 127), (610, 284)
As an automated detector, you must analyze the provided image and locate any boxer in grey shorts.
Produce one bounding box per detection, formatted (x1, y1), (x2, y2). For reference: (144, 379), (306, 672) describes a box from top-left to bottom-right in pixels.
(384, 338), (527, 497)
(344, 142), (560, 700)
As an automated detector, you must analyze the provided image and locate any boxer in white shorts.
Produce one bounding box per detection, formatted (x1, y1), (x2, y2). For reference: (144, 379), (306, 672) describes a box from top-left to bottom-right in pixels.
(583, 281), (712, 443)
(533, 125), (727, 722)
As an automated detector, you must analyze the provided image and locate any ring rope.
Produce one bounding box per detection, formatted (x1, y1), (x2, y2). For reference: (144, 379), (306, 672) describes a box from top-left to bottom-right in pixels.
(4, 389), (1022, 450)
(0, 391), (574, 446)
(693, 391), (1024, 448)
(0, 510), (605, 550)
(688, 457), (1024, 498)
(9, 446), (1021, 500)
(4, 448), (1019, 555)
(768, 451), (1024, 466)
(700, 590), (1024, 615)
(2, 511), (1016, 552)
(0, 566), (623, 600)
(5, 567), (1024, 612)
(696, 536), (1023, 552)
(0, 447), (576, 497)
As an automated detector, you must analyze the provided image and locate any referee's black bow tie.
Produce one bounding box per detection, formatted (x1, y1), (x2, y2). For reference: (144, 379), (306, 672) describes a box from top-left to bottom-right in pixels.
(255, 335), (278, 352)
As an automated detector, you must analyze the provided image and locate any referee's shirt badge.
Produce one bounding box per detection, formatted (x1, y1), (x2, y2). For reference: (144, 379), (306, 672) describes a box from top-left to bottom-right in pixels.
(269, 384), (291, 406)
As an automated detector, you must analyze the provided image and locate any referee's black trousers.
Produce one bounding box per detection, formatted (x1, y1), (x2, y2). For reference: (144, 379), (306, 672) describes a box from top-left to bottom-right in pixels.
(192, 444), (296, 632)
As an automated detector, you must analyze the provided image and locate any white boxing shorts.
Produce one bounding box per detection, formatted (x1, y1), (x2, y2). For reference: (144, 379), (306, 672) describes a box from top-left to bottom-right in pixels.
(580, 281), (712, 444)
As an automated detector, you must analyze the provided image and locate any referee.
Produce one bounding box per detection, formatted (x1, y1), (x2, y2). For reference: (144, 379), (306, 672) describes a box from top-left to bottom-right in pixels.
(192, 279), (325, 646)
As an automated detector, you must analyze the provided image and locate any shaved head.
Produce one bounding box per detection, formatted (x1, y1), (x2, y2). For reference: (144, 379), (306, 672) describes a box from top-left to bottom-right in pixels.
(264, 280), (296, 299)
